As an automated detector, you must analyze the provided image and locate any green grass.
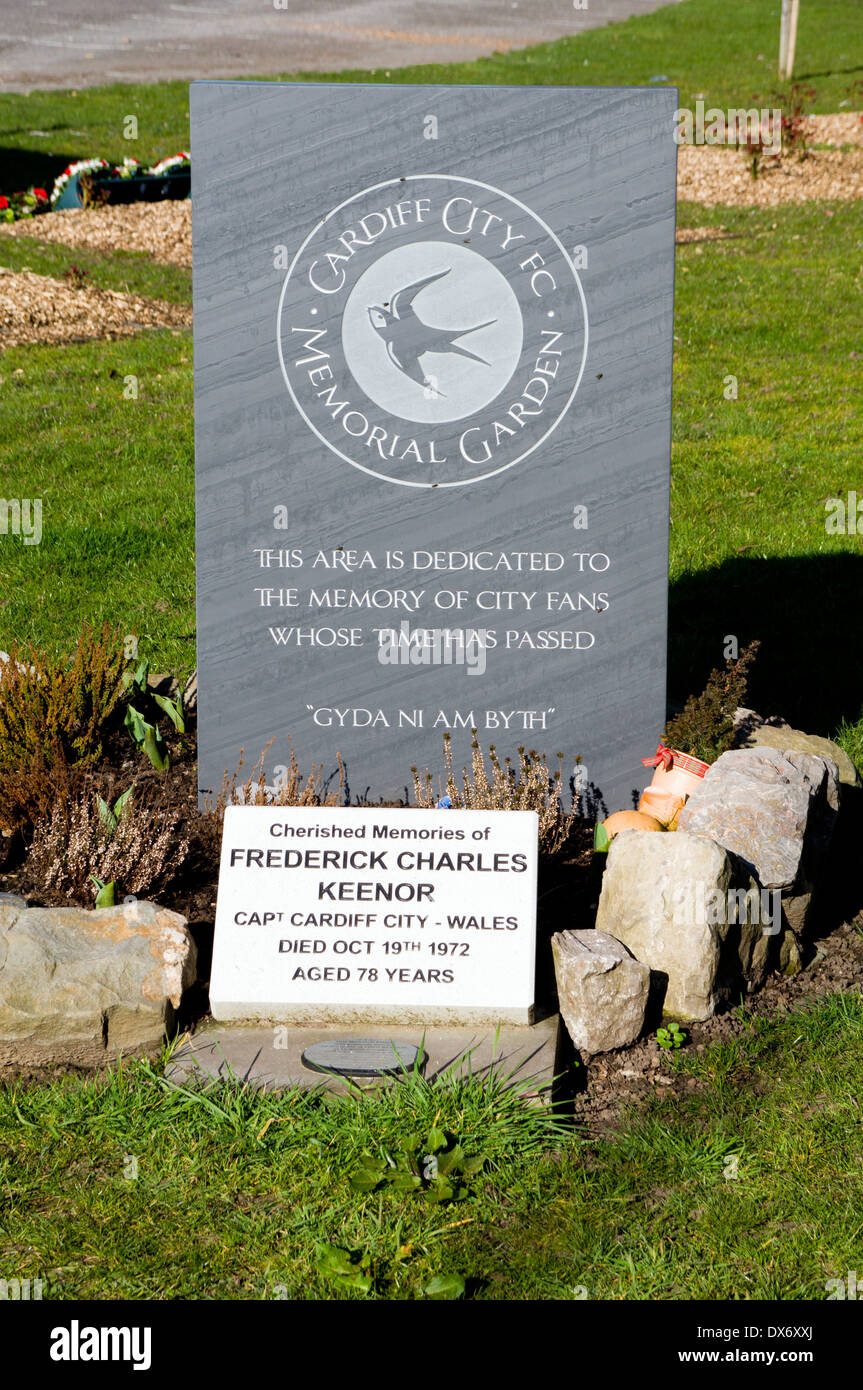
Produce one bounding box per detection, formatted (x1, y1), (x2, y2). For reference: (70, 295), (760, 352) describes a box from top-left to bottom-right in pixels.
(669, 198), (863, 745)
(2, 990), (860, 1299)
(0, 235), (191, 304)
(0, 0), (860, 193)
(0, 331), (196, 675)
(0, 1047), (568, 1300)
(449, 992), (863, 1300)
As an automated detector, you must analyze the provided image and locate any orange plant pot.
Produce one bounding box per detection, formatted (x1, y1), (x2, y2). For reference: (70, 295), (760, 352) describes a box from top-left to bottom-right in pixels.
(639, 745), (705, 800)
(638, 785), (686, 829)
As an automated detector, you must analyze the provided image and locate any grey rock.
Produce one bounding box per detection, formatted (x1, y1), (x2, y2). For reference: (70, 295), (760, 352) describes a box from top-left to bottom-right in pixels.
(182, 669), (198, 713)
(733, 711), (861, 790)
(595, 829), (770, 1022)
(781, 890), (812, 938)
(146, 672), (179, 700)
(678, 747), (838, 891)
(0, 649), (35, 677)
(552, 928), (649, 1053)
(779, 928), (804, 976)
(0, 899), (196, 1071)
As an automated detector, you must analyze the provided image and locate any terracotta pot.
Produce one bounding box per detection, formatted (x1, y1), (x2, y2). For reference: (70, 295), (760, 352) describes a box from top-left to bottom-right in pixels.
(641, 744), (710, 801)
(602, 809), (665, 841)
(637, 785), (686, 829)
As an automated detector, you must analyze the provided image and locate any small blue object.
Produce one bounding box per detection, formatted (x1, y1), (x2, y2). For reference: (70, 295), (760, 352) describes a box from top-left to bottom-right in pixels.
(437, 795), (453, 809)
(649, 75), (669, 83)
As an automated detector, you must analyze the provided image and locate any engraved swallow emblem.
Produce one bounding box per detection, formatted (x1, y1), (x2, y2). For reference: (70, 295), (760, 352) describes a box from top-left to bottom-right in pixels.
(367, 268), (496, 393)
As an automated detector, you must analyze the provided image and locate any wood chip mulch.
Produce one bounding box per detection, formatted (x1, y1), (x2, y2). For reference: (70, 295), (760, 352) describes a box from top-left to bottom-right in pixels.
(0, 113), (859, 276)
(678, 143), (863, 207)
(0, 265), (192, 349)
(0, 199), (193, 268)
(0, 112), (859, 350)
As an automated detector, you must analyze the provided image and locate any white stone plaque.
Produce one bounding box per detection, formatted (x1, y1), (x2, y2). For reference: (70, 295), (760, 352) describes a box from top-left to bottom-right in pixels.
(210, 806), (538, 1024)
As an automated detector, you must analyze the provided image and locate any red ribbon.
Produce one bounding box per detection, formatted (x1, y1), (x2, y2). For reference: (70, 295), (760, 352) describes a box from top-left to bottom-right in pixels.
(641, 742), (674, 770)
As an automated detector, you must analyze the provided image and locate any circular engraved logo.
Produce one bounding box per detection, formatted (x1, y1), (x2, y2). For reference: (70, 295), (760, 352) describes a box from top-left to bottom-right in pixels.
(277, 175), (589, 488)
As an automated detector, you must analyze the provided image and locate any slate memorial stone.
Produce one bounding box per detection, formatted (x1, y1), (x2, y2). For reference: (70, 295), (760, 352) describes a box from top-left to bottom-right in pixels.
(191, 82), (678, 810)
(301, 1038), (421, 1077)
(209, 805), (539, 1024)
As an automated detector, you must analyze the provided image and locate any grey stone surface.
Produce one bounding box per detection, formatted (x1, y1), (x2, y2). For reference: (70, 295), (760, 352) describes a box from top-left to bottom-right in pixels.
(779, 928), (804, 976)
(678, 747), (839, 891)
(165, 1014), (561, 1097)
(208, 999), (534, 1027)
(0, 900), (197, 1070)
(146, 672), (179, 700)
(733, 712), (862, 790)
(192, 81), (677, 812)
(552, 928), (649, 1054)
(594, 829), (771, 1022)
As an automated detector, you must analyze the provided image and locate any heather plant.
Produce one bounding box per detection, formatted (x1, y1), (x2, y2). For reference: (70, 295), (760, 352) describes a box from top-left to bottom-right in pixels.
(63, 263), (92, 290)
(207, 738), (344, 815)
(0, 623), (127, 775)
(25, 775), (191, 906)
(194, 739), (341, 849)
(0, 752), (78, 837)
(664, 640), (761, 765)
(412, 732), (574, 856)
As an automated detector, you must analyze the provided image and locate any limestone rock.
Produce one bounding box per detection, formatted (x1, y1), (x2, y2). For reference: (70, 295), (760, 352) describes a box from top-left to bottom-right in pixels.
(146, 671), (179, 700)
(595, 829), (770, 1022)
(779, 928), (804, 976)
(0, 899), (196, 1070)
(678, 747), (838, 890)
(733, 712), (861, 790)
(552, 929), (649, 1053)
(182, 669), (198, 713)
(0, 650), (35, 677)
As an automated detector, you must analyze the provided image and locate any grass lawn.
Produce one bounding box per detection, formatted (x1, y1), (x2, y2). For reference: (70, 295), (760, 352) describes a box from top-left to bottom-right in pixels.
(0, 331), (196, 675)
(0, 235), (192, 305)
(0, 0), (860, 192)
(2, 990), (861, 1300)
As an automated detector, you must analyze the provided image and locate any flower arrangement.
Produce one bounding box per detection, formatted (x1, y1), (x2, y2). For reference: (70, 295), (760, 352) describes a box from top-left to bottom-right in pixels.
(0, 153), (192, 222)
(149, 152), (190, 177)
(49, 157), (112, 208)
(0, 186), (49, 223)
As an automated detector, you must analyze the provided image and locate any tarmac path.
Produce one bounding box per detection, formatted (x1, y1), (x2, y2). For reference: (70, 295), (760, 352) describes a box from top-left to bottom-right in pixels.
(1, 0), (683, 93)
